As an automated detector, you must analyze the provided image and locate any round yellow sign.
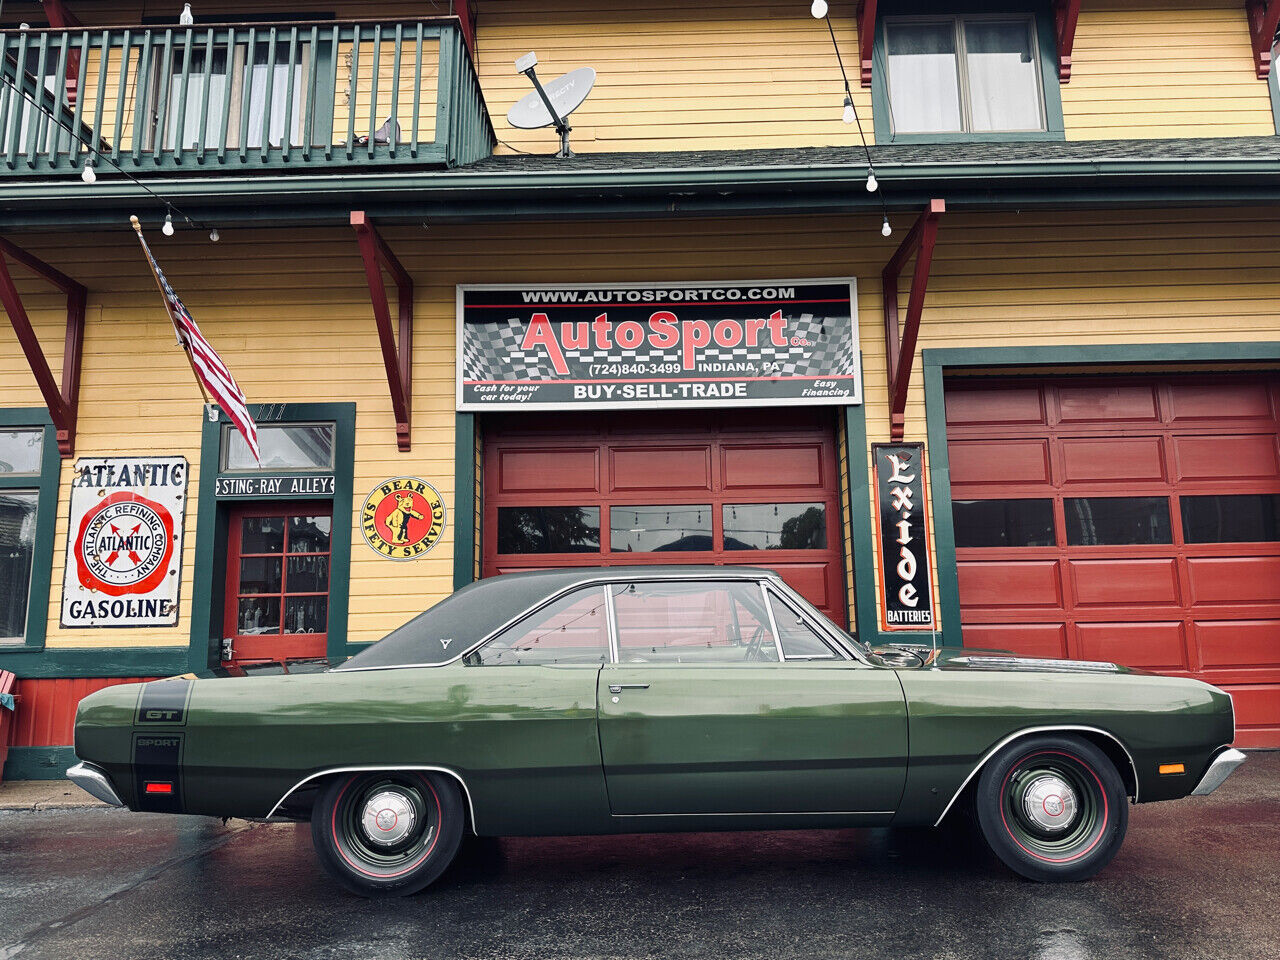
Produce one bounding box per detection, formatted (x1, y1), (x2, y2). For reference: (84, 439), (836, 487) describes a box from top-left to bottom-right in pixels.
(360, 477), (446, 560)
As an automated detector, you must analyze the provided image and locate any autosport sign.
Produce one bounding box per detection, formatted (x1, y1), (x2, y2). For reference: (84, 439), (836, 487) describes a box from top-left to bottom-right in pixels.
(61, 457), (188, 628)
(456, 280), (861, 411)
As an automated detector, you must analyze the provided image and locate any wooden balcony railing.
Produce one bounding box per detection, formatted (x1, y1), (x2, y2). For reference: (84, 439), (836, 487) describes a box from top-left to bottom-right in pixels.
(0, 17), (494, 176)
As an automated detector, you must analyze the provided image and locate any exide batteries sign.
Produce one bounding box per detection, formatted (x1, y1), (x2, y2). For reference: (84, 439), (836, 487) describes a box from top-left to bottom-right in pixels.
(456, 280), (861, 411)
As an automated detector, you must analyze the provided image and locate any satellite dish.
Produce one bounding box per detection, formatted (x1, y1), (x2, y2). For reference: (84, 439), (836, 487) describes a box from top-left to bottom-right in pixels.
(506, 56), (596, 158)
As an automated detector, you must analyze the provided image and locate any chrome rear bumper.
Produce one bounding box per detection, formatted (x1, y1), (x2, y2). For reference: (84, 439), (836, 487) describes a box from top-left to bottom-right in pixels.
(1190, 748), (1247, 797)
(66, 760), (124, 807)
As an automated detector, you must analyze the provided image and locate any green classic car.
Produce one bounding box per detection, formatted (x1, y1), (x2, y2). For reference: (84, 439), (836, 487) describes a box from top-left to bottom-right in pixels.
(69, 566), (1244, 896)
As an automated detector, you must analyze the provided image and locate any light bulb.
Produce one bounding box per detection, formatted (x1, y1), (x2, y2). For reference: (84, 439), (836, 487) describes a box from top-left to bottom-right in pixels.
(162, 213), (175, 237)
(209, 227), (220, 242)
(80, 162), (96, 184)
(810, 0), (828, 18)
(866, 171), (878, 192)
(881, 216), (892, 238)
(842, 97), (855, 124)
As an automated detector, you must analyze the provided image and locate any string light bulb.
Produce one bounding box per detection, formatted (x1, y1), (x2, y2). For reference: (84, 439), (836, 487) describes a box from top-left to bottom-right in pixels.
(80, 160), (96, 184)
(842, 96), (855, 124)
(810, 0), (828, 18)
(209, 227), (220, 242)
(866, 171), (878, 192)
(162, 212), (175, 236)
(881, 216), (892, 238)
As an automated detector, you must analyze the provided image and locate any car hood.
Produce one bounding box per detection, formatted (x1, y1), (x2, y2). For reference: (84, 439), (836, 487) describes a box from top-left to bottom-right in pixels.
(873, 644), (1144, 675)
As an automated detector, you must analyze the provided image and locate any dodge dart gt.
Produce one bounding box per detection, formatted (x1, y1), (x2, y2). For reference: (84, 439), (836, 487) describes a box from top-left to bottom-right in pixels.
(68, 566), (1244, 896)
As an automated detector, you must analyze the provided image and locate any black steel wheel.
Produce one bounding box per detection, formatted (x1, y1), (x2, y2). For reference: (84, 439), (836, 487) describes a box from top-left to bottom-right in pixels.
(311, 771), (465, 897)
(975, 734), (1128, 882)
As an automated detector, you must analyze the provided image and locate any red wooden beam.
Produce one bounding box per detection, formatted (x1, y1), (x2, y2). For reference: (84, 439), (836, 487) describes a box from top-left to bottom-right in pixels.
(858, 0), (878, 87)
(882, 199), (945, 442)
(41, 0), (82, 105)
(1052, 0), (1081, 82)
(1247, 0), (1280, 79)
(452, 0), (478, 62)
(351, 211), (413, 452)
(0, 236), (86, 457)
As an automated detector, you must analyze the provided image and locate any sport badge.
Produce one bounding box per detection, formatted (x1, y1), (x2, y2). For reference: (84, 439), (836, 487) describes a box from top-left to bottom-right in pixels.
(360, 477), (446, 560)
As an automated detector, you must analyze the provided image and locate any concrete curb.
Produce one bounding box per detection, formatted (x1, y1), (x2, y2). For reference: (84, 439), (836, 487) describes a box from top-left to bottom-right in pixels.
(0, 780), (107, 811)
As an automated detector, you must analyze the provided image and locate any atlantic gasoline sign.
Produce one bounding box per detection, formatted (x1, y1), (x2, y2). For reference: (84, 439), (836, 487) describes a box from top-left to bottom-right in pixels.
(360, 477), (447, 560)
(61, 457), (188, 628)
(456, 280), (861, 411)
(872, 444), (935, 632)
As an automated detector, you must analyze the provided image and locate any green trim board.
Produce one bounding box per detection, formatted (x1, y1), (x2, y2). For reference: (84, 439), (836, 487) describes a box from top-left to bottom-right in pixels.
(870, 0), (1065, 145)
(0, 646), (187, 678)
(2, 745), (78, 781)
(189, 402), (356, 674)
(920, 341), (1280, 649)
(452, 412), (476, 591)
(0, 408), (61, 656)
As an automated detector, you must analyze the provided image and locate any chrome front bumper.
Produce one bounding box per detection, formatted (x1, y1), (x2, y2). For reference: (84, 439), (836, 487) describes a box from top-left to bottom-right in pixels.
(66, 760), (124, 807)
(1190, 748), (1247, 797)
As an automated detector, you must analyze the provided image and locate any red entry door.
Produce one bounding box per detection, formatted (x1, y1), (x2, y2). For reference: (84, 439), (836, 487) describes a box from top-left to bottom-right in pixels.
(223, 502), (332, 665)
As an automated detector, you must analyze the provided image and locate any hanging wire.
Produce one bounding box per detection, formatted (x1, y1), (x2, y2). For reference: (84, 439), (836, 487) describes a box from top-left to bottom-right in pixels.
(0, 33), (218, 236)
(819, 11), (891, 229)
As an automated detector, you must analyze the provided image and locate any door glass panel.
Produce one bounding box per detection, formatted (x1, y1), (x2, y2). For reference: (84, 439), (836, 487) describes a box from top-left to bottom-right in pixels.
(243, 42), (308, 149)
(287, 555), (329, 592)
(723, 503), (827, 550)
(0, 430), (42, 475)
(241, 517), (285, 553)
(1064, 497), (1172, 545)
(497, 506), (601, 553)
(1181, 494), (1280, 543)
(466, 587), (609, 666)
(885, 22), (962, 134)
(239, 556), (282, 594)
(163, 46), (230, 150)
(284, 595), (327, 634)
(610, 505), (712, 552)
(0, 491), (37, 641)
(964, 20), (1043, 131)
(611, 580), (778, 663)
(238, 596), (280, 633)
(288, 515), (331, 553)
(953, 498), (1055, 547)
(223, 423), (335, 471)
(769, 594), (839, 659)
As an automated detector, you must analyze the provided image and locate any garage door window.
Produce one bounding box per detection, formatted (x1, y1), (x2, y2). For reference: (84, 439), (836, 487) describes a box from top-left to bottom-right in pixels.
(1064, 496), (1172, 546)
(1180, 494), (1280, 543)
(610, 505), (712, 553)
(953, 499), (1054, 548)
(496, 506), (600, 554)
(723, 503), (827, 550)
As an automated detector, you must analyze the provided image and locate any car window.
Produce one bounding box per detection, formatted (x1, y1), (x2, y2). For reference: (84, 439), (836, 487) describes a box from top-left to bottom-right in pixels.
(768, 592), (841, 660)
(464, 586), (610, 666)
(610, 580), (779, 664)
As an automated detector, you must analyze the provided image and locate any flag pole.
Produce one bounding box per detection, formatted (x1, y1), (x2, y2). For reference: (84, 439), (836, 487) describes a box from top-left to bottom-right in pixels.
(130, 215), (216, 417)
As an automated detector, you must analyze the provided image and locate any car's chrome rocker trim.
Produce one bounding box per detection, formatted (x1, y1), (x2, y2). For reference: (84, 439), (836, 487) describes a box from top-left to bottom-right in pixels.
(1191, 748), (1247, 796)
(66, 760), (124, 807)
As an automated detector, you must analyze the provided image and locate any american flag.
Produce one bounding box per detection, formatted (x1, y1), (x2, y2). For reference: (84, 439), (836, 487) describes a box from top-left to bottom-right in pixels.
(134, 227), (260, 462)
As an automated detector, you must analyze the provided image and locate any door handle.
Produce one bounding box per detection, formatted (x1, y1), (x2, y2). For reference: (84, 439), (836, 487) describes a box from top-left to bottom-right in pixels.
(609, 683), (650, 693)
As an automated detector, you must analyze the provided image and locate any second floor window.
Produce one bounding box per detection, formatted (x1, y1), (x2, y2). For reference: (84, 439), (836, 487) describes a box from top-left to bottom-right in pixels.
(884, 17), (1045, 135)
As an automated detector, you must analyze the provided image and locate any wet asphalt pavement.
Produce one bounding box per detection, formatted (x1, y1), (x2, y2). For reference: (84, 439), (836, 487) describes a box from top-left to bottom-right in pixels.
(1, 753), (1277, 960)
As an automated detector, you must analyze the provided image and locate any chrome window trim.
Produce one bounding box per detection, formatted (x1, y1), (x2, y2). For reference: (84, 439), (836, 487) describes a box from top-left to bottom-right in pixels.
(765, 586), (849, 662)
(334, 570), (781, 673)
(932, 724), (1140, 827)
(760, 581), (786, 662)
(265, 764), (479, 830)
(603, 583), (620, 664)
(765, 579), (870, 665)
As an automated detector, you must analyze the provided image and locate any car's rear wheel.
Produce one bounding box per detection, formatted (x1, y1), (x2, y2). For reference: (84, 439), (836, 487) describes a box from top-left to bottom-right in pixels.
(974, 734), (1128, 882)
(311, 771), (464, 897)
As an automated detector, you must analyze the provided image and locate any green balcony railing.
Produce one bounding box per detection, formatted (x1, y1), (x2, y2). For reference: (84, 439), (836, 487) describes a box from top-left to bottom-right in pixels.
(0, 17), (494, 176)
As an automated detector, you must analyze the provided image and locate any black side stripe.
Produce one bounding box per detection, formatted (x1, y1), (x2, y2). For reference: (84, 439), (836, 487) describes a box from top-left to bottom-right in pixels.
(136, 678), (192, 726)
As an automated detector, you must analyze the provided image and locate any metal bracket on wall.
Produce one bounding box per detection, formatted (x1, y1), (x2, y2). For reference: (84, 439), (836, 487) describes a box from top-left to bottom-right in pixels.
(0, 236), (87, 457)
(1052, 0), (1081, 82)
(351, 211), (414, 452)
(1246, 0), (1280, 78)
(857, 0), (878, 87)
(882, 199), (945, 443)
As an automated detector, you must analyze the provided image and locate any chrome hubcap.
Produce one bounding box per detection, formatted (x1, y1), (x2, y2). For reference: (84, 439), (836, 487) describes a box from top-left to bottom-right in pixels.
(360, 789), (416, 846)
(1022, 774), (1077, 833)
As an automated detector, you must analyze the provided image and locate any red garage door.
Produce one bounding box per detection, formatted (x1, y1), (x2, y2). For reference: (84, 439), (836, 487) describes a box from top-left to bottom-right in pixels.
(482, 409), (847, 626)
(947, 375), (1280, 746)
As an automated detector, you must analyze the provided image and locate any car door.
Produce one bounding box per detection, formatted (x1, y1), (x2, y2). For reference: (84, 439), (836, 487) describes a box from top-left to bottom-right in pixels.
(596, 578), (908, 819)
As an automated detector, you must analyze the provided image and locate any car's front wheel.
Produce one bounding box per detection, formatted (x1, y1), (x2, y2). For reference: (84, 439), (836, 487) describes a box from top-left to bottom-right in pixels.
(311, 771), (465, 897)
(974, 734), (1128, 882)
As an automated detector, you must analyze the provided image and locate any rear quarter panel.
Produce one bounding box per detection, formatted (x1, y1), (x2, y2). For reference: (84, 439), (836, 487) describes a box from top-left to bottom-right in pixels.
(894, 670), (1234, 825)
